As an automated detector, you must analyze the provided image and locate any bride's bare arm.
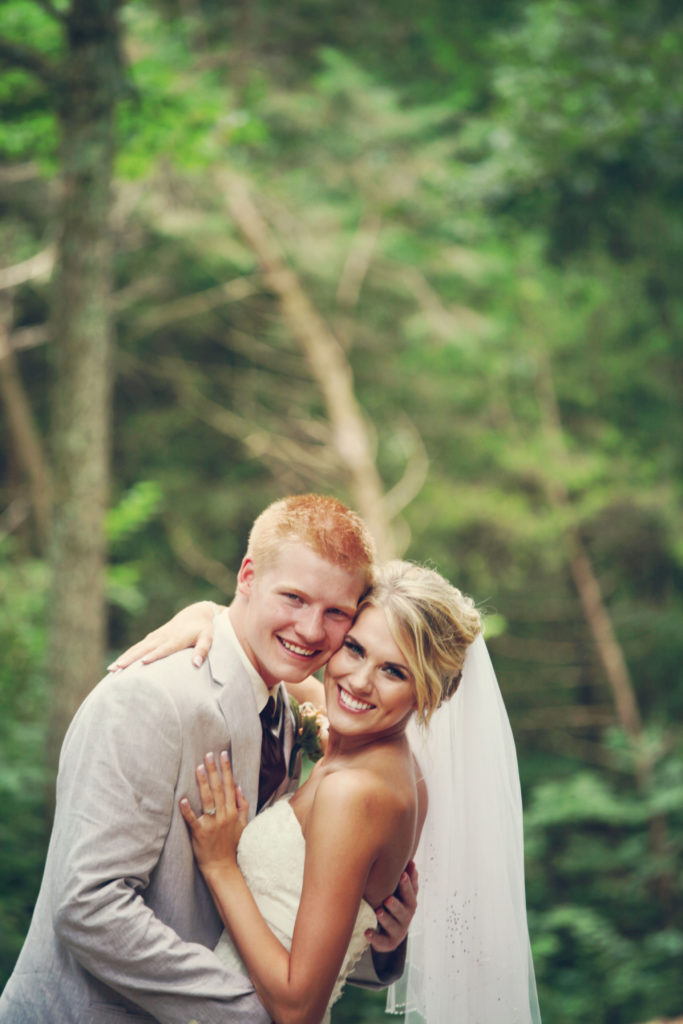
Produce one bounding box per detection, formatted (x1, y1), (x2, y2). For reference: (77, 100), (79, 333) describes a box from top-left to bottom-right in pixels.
(182, 754), (389, 1024)
(107, 601), (222, 671)
(285, 676), (325, 709)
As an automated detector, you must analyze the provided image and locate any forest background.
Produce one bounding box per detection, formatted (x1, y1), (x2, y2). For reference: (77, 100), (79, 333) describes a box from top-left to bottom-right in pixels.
(0, 1), (681, 1021)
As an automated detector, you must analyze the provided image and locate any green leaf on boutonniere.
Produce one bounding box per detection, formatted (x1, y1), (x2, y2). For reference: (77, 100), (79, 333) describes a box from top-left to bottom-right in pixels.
(288, 696), (325, 776)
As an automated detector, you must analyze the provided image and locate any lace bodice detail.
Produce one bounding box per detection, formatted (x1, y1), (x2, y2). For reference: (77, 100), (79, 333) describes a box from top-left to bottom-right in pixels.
(214, 797), (377, 1023)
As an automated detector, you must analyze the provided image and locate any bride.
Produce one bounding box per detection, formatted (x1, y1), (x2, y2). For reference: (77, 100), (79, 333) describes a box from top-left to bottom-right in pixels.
(126, 561), (541, 1024)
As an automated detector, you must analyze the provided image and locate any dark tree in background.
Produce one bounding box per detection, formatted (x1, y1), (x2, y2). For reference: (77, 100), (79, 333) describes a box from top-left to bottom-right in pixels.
(47, 0), (125, 770)
(0, 0), (126, 771)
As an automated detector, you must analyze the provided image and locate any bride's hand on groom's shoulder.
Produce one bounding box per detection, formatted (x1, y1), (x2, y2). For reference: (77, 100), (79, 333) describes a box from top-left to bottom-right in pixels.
(179, 751), (248, 878)
(107, 601), (222, 672)
(366, 860), (419, 953)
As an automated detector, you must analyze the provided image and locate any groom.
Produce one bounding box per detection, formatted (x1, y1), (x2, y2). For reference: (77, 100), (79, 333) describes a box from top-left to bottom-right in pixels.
(0, 495), (415, 1023)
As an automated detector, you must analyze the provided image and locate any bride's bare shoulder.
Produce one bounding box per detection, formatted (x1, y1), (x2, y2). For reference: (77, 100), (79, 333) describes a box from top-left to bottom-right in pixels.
(313, 760), (415, 829)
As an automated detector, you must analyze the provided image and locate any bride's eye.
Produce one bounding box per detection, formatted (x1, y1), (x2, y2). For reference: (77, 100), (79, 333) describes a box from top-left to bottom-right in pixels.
(383, 664), (408, 680)
(343, 638), (363, 657)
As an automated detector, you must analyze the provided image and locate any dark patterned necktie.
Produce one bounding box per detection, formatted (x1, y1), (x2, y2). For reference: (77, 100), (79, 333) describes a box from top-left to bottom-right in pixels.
(258, 695), (286, 810)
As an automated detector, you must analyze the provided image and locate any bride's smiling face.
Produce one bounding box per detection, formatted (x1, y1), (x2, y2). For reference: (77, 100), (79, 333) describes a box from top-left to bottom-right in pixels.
(324, 605), (417, 740)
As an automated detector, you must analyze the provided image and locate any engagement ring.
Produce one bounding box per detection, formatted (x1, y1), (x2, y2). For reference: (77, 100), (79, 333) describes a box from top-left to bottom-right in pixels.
(204, 807), (216, 816)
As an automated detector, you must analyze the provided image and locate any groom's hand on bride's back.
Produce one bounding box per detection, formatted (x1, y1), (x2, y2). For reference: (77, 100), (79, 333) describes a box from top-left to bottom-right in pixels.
(366, 860), (419, 953)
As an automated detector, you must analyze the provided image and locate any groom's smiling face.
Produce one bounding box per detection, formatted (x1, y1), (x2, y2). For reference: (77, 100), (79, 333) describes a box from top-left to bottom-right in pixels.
(233, 541), (366, 689)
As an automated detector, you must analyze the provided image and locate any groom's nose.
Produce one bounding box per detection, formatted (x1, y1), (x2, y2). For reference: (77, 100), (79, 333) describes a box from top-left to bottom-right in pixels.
(296, 606), (325, 644)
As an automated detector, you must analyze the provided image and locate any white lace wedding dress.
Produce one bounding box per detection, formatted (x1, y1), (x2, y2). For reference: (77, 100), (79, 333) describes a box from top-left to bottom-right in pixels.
(214, 796), (377, 1024)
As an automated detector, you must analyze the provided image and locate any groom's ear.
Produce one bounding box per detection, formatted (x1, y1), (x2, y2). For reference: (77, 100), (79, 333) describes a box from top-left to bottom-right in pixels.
(237, 555), (256, 596)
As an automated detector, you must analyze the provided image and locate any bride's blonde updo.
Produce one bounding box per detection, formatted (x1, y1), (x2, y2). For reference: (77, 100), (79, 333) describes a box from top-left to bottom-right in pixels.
(357, 560), (482, 726)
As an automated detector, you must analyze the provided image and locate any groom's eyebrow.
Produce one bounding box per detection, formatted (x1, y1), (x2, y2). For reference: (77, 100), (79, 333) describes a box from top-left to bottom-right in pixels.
(280, 583), (356, 619)
(326, 603), (356, 617)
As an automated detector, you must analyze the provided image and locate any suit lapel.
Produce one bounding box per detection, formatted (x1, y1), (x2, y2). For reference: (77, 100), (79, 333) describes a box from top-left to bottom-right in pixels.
(209, 614), (299, 817)
(210, 617), (262, 819)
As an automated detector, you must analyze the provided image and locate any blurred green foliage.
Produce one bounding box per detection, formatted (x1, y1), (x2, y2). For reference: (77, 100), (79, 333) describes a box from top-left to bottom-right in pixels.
(1, 0), (681, 1020)
(525, 737), (683, 1021)
(0, 542), (49, 974)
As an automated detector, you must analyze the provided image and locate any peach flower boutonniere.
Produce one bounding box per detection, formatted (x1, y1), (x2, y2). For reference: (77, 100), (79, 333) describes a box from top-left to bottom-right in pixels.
(288, 698), (328, 775)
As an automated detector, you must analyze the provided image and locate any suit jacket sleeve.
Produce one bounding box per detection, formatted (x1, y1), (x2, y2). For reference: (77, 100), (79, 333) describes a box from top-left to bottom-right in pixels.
(51, 671), (266, 1024)
(348, 943), (407, 990)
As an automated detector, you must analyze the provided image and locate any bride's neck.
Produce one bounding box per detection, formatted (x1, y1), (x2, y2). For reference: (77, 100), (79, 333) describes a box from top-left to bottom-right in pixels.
(323, 723), (410, 761)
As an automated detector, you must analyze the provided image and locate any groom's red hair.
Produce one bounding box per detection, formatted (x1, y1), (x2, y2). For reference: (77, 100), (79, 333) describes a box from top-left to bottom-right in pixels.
(247, 494), (376, 588)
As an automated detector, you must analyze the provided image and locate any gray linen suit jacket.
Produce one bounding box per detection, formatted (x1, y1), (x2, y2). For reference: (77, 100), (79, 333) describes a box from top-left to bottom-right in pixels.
(0, 613), (299, 1024)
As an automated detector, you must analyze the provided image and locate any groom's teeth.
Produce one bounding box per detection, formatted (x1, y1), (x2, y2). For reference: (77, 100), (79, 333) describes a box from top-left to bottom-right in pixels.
(339, 688), (374, 712)
(280, 638), (316, 657)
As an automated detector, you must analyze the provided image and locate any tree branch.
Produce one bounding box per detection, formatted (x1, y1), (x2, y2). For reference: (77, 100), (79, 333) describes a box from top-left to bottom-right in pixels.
(0, 497), (31, 539)
(163, 357), (341, 477)
(0, 162), (43, 185)
(221, 171), (399, 558)
(383, 418), (429, 519)
(0, 307), (53, 552)
(130, 276), (258, 339)
(165, 519), (235, 596)
(0, 38), (57, 85)
(6, 324), (49, 352)
(222, 326), (307, 378)
(514, 706), (616, 729)
(136, 352), (340, 482)
(0, 246), (55, 292)
(336, 212), (381, 310)
(399, 265), (491, 341)
(32, 0), (68, 24)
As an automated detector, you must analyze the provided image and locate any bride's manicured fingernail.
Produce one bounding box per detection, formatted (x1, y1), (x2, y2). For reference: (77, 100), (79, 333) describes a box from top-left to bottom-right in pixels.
(192, 654), (202, 667)
(220, 750), (229, 762)
(197, 764), (206, 776)
(206, 752), (215, 764)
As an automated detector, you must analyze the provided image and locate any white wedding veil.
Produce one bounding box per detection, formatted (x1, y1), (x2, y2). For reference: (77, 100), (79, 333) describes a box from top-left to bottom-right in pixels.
(386, 633), (542, 1023)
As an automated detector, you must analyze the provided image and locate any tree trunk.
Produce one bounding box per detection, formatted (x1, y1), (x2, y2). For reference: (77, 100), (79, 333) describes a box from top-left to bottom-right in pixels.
(47, 0), (124, 773)
(534, 347), (644, 756)
(534, 347), (669, 893)
(532, 348), (671, 892)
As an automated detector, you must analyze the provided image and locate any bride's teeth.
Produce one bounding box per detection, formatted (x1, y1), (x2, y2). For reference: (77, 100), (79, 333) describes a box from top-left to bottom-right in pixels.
(280, 638), (315, 657)
(339, 688), (373, 712)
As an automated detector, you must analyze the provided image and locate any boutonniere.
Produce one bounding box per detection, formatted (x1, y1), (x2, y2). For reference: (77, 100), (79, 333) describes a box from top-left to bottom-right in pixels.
(288, 697), (327, 775)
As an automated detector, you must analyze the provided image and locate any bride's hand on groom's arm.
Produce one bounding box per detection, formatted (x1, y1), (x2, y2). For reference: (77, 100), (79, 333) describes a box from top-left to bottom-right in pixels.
(179, 751), (248, 876)
(367, 860), (419, 953)
(108, 601), (221, 672)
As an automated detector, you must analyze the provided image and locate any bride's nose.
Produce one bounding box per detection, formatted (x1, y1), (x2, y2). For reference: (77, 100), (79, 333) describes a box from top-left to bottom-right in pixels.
(347, 663), (373, 694)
